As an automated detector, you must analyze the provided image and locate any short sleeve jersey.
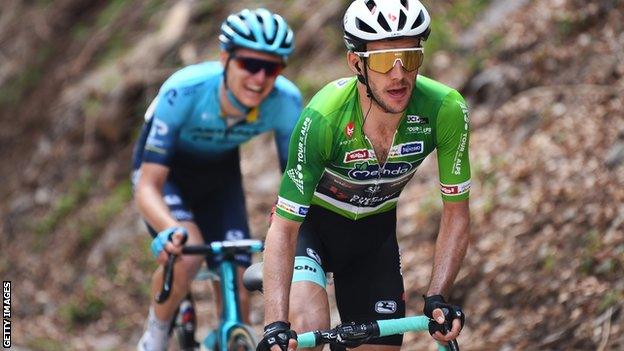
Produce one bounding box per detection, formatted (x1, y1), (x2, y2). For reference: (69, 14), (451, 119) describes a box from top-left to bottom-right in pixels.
(275, 76), (470, 221)
(135, 61), (303, 170)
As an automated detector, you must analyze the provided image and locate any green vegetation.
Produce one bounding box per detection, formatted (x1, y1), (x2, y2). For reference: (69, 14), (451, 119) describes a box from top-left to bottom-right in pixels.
(35, 171), (94, 237)
(76, 180), (133, 249)
(26, 337), (64, 351)
(0, 45), (53, 108)
(96, 0), (130, 28)
(598, 290), (623, 313)
(60, 275), (107, 326)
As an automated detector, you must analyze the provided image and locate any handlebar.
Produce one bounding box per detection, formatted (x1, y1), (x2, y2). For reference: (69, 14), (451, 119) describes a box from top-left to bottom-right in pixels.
(297, 316), (459, 351)
(155, 239), (264, 304)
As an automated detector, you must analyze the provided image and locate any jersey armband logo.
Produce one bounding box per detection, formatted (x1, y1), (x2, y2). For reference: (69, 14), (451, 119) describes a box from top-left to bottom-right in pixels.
(277, 196), (309, 217)
(440, 180), (471, 196)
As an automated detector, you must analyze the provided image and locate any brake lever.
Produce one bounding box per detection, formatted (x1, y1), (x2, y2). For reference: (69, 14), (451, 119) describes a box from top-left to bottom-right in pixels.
(155, 253), (177, 303)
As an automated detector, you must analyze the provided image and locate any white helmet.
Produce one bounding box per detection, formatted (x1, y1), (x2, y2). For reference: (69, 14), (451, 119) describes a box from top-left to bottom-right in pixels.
(343, 0), (431, 51)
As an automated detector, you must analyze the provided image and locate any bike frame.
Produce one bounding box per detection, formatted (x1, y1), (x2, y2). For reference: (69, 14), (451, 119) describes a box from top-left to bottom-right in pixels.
(214, 259), (247, 350)
(158, 239), (263, 351)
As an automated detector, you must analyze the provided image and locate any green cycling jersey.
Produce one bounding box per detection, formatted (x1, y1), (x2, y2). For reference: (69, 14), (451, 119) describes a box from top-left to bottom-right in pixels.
(276, 75), (470, 221)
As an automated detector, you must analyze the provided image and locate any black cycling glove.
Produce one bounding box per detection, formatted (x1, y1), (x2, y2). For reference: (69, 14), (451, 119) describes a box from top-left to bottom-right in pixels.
(257, 321), (297, 351)
(423, 295), (465, 336)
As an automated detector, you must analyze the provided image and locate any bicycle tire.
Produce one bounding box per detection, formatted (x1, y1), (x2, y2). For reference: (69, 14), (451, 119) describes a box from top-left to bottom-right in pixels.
(224, 326), (257, 351)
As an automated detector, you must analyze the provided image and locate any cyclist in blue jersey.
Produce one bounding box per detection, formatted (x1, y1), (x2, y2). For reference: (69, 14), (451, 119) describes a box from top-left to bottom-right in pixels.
(132, 8), (301, 351)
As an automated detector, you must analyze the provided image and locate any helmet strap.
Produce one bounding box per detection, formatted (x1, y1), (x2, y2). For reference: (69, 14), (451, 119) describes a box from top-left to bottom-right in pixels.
(222, 53), (251, 115)
(360, 57), (391, 114)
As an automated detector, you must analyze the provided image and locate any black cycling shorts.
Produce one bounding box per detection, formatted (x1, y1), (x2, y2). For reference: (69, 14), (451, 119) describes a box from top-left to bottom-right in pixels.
(294, 205), (405, 346)
(132, 130), (251, 269)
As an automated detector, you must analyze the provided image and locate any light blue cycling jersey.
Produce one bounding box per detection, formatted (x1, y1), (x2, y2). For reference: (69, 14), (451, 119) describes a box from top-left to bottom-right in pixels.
(136, 61), (302, 170)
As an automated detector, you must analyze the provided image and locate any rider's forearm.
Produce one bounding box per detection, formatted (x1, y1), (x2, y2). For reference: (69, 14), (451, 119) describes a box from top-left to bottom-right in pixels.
(263, 216), (300, 323)
(426, 201), (470, 298)
(135, 181), (178, 232)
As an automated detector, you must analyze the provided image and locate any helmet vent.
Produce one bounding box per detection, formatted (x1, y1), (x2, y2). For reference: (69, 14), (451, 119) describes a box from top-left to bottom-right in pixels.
(400, 0), (408, 9)
(398, 11), (407, 29)
(377, 12), (391, 32)
(231, 17), (254, 41)
(355, 18), (376, 34)
(365, 0), (376, 12)
(411, 10), (425, 29)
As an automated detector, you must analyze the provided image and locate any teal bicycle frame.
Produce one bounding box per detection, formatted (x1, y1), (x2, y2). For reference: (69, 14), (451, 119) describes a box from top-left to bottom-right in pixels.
(158, 239), (264, 351)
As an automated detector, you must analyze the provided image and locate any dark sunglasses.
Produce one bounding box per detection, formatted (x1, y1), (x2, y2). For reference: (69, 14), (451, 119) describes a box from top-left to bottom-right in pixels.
(233, 56), (284, 77)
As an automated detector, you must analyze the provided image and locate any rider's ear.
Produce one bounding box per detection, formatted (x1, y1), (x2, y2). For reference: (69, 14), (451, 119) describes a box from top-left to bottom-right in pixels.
(355, 61), (366, 85)
(348, 52), (366, 84)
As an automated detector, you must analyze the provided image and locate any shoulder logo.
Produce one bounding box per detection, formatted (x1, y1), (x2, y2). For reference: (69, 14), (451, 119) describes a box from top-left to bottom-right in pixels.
(344, 121), (355, 138)
(287, 164), (305, 195)
(335, 78), (350, 88)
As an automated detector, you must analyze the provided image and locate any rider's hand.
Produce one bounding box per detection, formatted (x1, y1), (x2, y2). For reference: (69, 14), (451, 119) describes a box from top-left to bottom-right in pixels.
(256, 321), (297, 351)
(423, 294), (465, 344)
(150, 226), (188, 264)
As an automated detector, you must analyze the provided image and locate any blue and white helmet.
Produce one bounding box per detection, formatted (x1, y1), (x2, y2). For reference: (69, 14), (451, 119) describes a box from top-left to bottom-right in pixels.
(219, 8), (295, 61)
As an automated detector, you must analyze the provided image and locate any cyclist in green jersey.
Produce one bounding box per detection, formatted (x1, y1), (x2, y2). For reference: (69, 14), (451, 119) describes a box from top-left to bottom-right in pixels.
(257, 1), (469, 350)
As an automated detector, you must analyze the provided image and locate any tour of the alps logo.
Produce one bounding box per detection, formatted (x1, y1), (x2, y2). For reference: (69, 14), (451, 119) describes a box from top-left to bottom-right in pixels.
(348, 161), (412, 180)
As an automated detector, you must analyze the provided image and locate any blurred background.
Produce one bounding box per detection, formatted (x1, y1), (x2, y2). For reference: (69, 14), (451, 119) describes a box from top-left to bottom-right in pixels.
(1, 0), (623, 350)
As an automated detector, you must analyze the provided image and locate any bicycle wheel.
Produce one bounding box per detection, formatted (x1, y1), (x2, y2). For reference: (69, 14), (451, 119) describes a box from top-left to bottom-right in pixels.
(225, 326), (257, 351)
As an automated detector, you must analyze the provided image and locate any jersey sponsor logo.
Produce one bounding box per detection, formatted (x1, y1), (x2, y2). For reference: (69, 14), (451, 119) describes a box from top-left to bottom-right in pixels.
(294, 264), (317, 273)
(287, 165), (305, 194)
(297, 117), (312, 164)
(375, 300), (397, 314)
(171, 209), (193, 221)
(440, 179), (471, 196)
(225, 229), (245, 241)
(146, 118), (169, 149)
(407, 126), (432, 134)
(452, 132), (468, 175)
(406, 115), (429, 124)
(165, 88), (177, 106)
(163, 194), (182, 205)
(343, 149), (373, 163)
(290, 117), (312, 194)
(306, 248), (322, 265)
(389, 142), (423, 157)
(345, 121), (355, 138)
(458, 101), (469, 131)
(335, 78), (350, 88)
(277, 196), (309, 217)
(348, 162), (412, 180)
(339, 137), (359, 146)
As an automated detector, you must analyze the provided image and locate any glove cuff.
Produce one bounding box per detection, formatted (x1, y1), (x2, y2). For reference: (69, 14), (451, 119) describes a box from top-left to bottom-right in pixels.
(423, 294), (446, 318)
(264, 321), (291, 335)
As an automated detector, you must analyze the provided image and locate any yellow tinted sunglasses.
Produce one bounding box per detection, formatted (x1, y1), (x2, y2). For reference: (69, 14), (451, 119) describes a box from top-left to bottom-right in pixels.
(355, 47), (424, 74)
